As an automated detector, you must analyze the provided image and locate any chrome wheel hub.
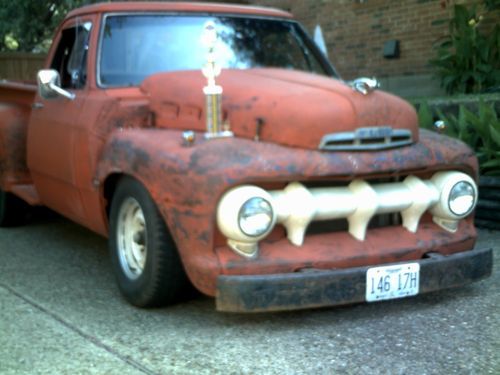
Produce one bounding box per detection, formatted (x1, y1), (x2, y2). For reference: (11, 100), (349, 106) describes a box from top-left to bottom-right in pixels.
(117, 197), (147, 280)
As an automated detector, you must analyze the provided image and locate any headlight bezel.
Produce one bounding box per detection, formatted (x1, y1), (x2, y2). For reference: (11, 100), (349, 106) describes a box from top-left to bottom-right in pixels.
(216, 185), (277, 257)
(238, 197), (274, 238)
(448, 181), (476, 217)
(430, 171), (478, 221)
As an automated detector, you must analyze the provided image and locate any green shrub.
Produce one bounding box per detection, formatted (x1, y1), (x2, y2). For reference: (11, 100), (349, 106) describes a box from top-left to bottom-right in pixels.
(418, 101), (500, 176)
(430, 4), (500, 94)
(483, 0), (500, 11)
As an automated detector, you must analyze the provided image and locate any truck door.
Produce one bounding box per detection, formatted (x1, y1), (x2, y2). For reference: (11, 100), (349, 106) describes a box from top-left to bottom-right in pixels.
(27, 20), (93, 224)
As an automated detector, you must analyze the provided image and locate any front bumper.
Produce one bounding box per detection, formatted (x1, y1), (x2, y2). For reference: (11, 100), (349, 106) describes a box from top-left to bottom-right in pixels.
(216, 247), (493, 312)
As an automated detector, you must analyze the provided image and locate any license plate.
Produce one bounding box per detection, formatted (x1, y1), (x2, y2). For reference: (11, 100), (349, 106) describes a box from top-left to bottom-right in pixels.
(366, 263), (420, 302)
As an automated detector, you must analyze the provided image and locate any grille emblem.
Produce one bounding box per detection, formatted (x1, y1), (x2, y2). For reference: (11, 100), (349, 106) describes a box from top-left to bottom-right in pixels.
(318, 126), (413, 151)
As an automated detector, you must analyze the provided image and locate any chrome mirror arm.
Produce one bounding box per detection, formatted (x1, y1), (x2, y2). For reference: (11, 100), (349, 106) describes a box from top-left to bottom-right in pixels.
(48, 82), (76, 100)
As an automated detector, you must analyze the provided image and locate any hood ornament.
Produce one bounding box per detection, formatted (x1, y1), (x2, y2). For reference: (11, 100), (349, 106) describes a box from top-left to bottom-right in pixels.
(349, 77), (380, 95)
(434, 120), (447, 133)
(201, 21), (233, 139)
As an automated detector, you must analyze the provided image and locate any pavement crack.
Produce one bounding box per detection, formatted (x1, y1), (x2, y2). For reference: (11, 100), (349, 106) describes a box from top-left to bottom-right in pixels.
(0, 282), (160, 375)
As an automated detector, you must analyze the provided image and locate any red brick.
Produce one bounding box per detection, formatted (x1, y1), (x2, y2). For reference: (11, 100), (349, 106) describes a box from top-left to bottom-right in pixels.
(250, 0), (499, 79)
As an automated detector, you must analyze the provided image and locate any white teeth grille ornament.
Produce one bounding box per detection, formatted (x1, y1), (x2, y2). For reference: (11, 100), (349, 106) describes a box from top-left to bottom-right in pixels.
(216, 171), (478, 257)
(270, 175), (439, 244)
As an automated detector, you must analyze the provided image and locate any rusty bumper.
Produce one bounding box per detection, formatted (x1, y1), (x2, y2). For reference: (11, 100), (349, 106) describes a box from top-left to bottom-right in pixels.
(216, 247), (493, 313)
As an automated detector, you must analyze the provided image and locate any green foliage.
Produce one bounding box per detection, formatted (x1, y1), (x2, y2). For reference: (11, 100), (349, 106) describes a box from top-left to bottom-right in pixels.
(0, 0), (102, 53)
(483, 0), (500, 11)
(430, 4), (500, 94)
(418, 101), (500, 176)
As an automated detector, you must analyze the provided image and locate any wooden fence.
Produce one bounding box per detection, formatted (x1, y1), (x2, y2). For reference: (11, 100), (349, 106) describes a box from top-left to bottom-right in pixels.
(0, 53), (46, 82)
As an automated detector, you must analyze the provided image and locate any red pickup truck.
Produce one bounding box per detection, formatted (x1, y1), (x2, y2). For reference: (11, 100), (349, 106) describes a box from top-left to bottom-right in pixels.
(0, 2), (492, 312)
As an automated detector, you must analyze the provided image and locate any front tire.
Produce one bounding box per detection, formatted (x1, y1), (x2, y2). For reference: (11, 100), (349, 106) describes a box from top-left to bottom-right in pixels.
(109, 177), (188, 307)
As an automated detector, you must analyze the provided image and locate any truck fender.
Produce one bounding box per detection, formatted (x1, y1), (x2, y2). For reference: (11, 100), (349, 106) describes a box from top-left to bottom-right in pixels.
(94, 129), (223, 295)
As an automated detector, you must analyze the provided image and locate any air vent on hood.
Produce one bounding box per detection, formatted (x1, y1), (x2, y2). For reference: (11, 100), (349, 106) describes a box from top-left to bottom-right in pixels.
(318, 126), (413, 151)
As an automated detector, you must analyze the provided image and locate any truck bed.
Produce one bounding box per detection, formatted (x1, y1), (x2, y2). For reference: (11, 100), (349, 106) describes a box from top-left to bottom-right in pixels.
(0, 80), (37, 107)
(0, 80), (36, 194)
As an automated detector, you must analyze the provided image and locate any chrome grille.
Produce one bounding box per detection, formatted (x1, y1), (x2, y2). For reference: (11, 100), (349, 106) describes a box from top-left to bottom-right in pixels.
(318, 126), (413, 151)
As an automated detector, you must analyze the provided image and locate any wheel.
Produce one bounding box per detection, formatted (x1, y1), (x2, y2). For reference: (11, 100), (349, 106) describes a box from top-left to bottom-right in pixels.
(0, 189), (27, 227)
(109, 177), (189, 307)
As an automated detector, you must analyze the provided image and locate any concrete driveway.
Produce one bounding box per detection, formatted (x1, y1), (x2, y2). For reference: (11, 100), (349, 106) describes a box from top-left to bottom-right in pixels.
(1, 212), (498, 375)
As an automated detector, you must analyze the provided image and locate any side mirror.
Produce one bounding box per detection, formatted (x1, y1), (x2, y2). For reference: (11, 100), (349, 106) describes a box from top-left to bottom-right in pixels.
(37, 69), (75, 100)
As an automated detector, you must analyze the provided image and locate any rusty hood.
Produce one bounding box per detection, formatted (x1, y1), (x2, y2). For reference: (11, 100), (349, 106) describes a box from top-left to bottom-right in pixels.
(140, 69), (419, 150)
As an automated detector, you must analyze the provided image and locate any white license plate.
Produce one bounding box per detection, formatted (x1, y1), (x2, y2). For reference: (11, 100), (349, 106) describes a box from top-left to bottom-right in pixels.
(366, 263), (420, 302)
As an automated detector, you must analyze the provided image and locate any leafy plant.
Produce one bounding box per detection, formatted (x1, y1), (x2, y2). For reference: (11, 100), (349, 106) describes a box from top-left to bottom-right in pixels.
(430, 4), (500, 94)
(0, 0), (102, 53)
(483, 0), (500, 11)
(418, 101), (500, 175)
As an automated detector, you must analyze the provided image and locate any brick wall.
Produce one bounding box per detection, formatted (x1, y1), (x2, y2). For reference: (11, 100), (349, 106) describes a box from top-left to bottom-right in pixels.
(249, 0), (498, 81)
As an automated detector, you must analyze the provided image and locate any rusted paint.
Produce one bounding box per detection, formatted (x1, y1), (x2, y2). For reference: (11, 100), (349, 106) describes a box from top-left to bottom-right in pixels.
(142, 70), (420, 150)
(0, 81), (37, 105)
(0, 103), (32, 189)
(215, 219), (477, 277)
(0, 82), (36, 190)
(95, 128), (478, 296)
(0, 73), (480, 299)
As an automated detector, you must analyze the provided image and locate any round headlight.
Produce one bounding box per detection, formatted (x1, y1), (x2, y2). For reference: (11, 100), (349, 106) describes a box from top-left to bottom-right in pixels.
(448, 181), (476, 216)
(238, 197), (274, 237)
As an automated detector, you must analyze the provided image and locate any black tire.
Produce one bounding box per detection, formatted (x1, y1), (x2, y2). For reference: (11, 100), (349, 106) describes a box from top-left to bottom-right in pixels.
(0, 189), (27, 227)
(109, 177), (189, 307)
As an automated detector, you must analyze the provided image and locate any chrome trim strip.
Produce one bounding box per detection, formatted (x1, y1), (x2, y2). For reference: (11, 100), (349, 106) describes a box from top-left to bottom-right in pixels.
(318, 126), (413, 151)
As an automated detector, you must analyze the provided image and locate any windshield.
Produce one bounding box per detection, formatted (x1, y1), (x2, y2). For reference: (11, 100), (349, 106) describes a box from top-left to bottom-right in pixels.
(99, 15), (331, 86)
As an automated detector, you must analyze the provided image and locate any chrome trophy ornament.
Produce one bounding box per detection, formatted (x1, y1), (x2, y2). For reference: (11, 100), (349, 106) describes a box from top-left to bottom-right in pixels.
(201, 21), (233, 139)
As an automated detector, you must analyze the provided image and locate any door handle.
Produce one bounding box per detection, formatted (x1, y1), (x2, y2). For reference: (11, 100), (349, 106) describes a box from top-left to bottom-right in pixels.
(32, 102), (44, 109)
